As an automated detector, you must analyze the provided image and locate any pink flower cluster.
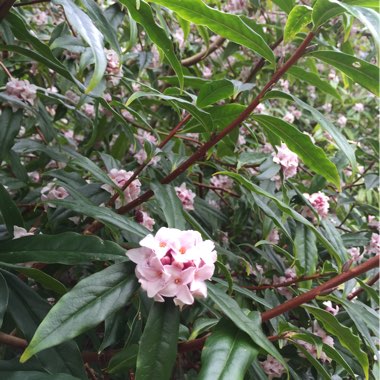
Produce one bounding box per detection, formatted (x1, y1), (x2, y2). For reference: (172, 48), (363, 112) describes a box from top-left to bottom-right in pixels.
(303, 192), (330, 219)
(224, 0), (247, 13)
(210, 175), (234, 190)
(175, 183), (196, 211)
(260, 355), (286, 379)
(127, 228), (217, 308)
(367, 233), (380, 254)
(41, 182), (69, 208)
(135, 210), (155, 231)
(101, 168), (141, 209)
(272, 143), (299, 179)
(6, 78), (37, 110)
(105, 49), (122, 86)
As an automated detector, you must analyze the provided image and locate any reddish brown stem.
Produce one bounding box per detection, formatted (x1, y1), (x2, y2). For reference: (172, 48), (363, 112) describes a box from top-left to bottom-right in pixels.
(347, 272), (379, 300)
(192, 181), (240, 197)
(116, 32), (315, 216)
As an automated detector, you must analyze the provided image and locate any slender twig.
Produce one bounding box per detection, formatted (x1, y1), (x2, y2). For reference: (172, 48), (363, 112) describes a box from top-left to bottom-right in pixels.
(13, 0), (50, 6)
(343, 161), (376, 190)
(181, 36), (226, 67)
(192, 181), (240, 197)
(0, 332), (27, 349)
(0, 61), (12, 78)
(347, 272), (380, 300)
(243, 272), (335, 290)
(116, 32), (316, 216)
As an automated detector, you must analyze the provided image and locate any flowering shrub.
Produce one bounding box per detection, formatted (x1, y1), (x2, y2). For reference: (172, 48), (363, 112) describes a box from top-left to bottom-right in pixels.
(0, 0), (378, 379)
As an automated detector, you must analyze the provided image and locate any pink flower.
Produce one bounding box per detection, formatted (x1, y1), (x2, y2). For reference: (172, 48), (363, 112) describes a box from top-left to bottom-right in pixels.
(202, 66), (212, 79)
(256, 103), (266, 114)
(367, 233), (380, 254)
(348, 247), (361, 261)
(272, 143), (299, 179)
(136, 129), (157, 145)
(267, 229), (280, 244)
(13, 226), (34, 239)
(5, 78), (37, 110)
(337, 115), (347, 127)
(224, 0), (247, 12)
(260, 355), (286, 379)
(323, 300), (339, 316)
(105, 49), (122, 86)
(41, 182), (69, 208)
(368, 216), (380, 230)
(126, 227), (217, 308)
(283, 112), (295, 124)
(175, 183), (196, 211)
(82, 104), (95, 119)
(353, 103), (364, 112)
(101, 169), (141, 208)
(210, 175), (234, 190)
(135, 210), (155, 231)
(303, 192), (330, 219)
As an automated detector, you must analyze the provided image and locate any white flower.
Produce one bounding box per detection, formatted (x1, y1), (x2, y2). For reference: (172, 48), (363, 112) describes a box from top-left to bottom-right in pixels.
(272, 143), (299, 179)
(13, 226), (34, 239)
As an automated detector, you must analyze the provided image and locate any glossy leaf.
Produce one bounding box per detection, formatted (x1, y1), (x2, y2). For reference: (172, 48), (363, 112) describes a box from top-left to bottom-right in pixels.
(0, 272), (8, 328)
(108, 344), (139, 374)
(0, 233), (126, 264)
(0, 109), (22, 162)
(151, 182), (187, 229)
(219, 171), (345, 267)
(321, 220), (349, 264)
(284, 5), (312, 43)
(252, 114), (341, 190)
(196, 79), (234, 108)
(50, 199), (149, 239)
(199, 318), (259, 380)
(304, 304), (369, 379)
(294, 223), (318, 276)
(272, 0), (295, 13)
(0, 372), (82, 380)
(309, 50), (380, 96)
(119, 0), (184, 90)
(0, 183), (24, 235)
(1, 270), (86, 378)
(207, 283), (286, 369)
(287, 66), (341, 99)
(312, 0), (345, 28)
(135, 301), (179, 380)
(53, 0), (107, 93)
(20, 262), (138, 363)
(150, 0), (275, 63)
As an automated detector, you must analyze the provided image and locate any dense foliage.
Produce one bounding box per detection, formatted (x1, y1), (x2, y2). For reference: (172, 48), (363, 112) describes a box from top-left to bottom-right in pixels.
(0, 0), (379, 379)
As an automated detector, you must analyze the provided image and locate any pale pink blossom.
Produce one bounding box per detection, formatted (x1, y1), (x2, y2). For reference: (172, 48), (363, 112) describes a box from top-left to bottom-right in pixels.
(323, 300), (339, 316)
(366, 233), (380, 254)
(278, 79), (289, 92)
(173, 28), (185, 48)
(101, 169), (141, 208)
(41, 182), (69, 208)
(322, 103), (332, 113)
(303, 192), (330, 219)
(136, 129), (157, 145)
(267, 229), (280, 244)
(224, 0), (247, 13)
(13, 226), (34, 239)
(210, 175), (234, 190)
(5, 78), (37, 109)
(121, 109), (135, 122)
(32, 11), (48, 26)
(283, 112), (295, 124)
(127, 228), (217, 307)
(82, 104), (95, 119)
(272, 143), (299, 179)
(65, 90), (80, 105)
(348, 247), (361, 261)
(368, 216), (380, 230)
(260, 355), (286, 379)
(135, 210), (155, 231)
(28, 171), (40, 183)
(353, 103), (364, 112)
(105, 49), (122, 86)
(262, 142), (273, 153)
(237, 134), (246, 146)
(256, 103), (266, 114)
(134, 148), (147, 165)
(337, 115), (347, 127)
(202, 66), (212, 79)
(175, 183), (196, 211)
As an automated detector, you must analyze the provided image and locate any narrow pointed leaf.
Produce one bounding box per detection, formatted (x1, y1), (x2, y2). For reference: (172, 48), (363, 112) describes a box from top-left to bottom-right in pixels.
(284, 5), (312, 42)
(0, 272), (8, 328)
(0, 183), (24, 235)
(20, 262), (138, 362)
(196, 79), (234, 108)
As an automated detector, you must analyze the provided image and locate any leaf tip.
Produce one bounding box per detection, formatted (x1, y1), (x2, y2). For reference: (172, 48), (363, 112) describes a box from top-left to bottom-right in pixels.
(19, 349), (32, 363)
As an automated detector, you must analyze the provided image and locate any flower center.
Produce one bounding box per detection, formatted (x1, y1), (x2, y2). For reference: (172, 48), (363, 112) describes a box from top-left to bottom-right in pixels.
(179, 247), (186, 254)
(174, 278), (180, 284)
(159, 241), (166, 248)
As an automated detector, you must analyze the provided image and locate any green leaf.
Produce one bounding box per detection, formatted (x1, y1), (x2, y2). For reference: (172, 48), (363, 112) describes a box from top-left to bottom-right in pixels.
(196, 79), (234, 108)
(0, 372), (82, 380)
(252, 114), (341, 190)
(219, 172), (344, 267)
(207, 283), (286, 370)
(20, 262), (138, 363)
(264, 91), (357, 171)
(0, 109), (22, 162)
(284, 5), (312, 43)
(312, 0), (345, 28)
(135, 301), (179, 380)
(0, 232), (126, 264)
(149, 0), (275, 63)
(126, 91), (213, 130)
(272, 0), (295, 13)
(0, 263), (67, 296)
(1, 270), (86, 378)
(198, 318), (259, 380)
(0, 183), (24, 235)
(0, 272), (8, 328)
(309, 50), (380, 96)
(343, 0), (380, 10)
(294, 223), (318, 277)
(79, 0), (121, 54)
(287, 66), (341, 99)
(320, 219), (349, 263)
(151, 182), (187, 229)
(4, 12), (81, 88)
(53, 0), (107, 93)
(119, 0), (184, 90)
(304, 304), (369, 379)
(50, 198), (149, 239)
(108, 344), (139, 374)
